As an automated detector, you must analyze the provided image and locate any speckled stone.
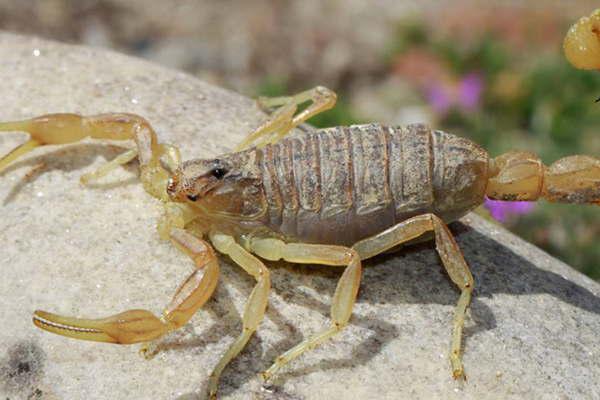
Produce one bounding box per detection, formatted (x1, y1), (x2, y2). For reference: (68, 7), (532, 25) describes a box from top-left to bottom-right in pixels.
(1, 33), (599, 400)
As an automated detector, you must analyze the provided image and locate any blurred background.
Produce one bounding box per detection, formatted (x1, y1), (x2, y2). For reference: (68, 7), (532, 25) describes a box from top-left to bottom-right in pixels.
(0, 0), (598, 279)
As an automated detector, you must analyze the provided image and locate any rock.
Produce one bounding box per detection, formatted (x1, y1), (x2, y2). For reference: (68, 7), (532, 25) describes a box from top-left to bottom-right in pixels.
(1, 33), (599, 400)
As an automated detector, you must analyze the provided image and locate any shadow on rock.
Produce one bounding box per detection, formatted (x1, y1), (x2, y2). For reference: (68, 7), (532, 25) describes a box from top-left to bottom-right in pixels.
(174, 220), (599, 399)
(0, 340), (46, 398)
(451, 221), (600, 316)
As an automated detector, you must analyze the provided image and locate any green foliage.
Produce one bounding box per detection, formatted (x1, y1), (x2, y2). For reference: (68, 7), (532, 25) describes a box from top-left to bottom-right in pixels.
(308, 99), (363, 128)
(512, 204), (600, 280)
(433, 35), (510, 78)
(256, 76), (289, 98)
(524, 61), (600, 156)
(383, 21), (429, 63)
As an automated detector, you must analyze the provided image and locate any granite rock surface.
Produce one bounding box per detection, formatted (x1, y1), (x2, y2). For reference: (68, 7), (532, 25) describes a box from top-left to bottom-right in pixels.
(1, 33), (599, 400)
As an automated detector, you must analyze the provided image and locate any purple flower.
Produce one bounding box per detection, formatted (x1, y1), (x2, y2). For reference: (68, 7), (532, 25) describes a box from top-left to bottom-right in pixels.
(484, 197), (535, 223)
(427, 83), (452, 114)
(458, 72), (483, 111)
(426, 72), (483, 115)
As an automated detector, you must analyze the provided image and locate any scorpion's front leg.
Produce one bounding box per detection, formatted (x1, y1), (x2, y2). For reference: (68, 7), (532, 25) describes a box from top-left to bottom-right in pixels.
(208, 232), (271, 399)
(32, 228), (219, 346)
(235, 86), (336, 151)
(0, 113), (178, 200)
(353, 213), (474, 380)
(246, 238), (362, 382)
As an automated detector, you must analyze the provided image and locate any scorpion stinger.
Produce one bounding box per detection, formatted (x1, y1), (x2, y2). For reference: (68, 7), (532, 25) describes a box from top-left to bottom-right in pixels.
(486, 150), (600, 205)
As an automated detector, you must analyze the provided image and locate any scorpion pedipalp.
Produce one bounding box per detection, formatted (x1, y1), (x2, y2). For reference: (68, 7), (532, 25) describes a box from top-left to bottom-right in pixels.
(0, 114), (146, 172)
(32, 309), (169, 344)
(0, 113), (181, 201)
(0, 113), (140, 173)
(32, 228), (219, 348)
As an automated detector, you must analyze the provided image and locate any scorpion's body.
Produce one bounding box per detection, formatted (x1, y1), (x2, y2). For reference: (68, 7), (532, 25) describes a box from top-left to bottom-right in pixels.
(1, 86), (598, 399)
(218, 123), (488, 245)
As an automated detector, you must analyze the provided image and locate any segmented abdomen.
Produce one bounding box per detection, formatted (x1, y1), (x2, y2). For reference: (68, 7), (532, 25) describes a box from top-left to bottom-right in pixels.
(257, 123), (488, 245)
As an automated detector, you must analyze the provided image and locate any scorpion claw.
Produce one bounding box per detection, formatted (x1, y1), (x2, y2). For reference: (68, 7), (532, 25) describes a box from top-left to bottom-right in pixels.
(0, 114), (91, 175)
(33, 310), (118, 343)
(0, 139), (40, 175)
(0, 113), (159, 184)
(32, 309), (169, 344)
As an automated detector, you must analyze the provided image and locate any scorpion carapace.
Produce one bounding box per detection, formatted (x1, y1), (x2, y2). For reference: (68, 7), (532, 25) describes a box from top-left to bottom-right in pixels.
(1, 86), (598, 398)
(167, 152), (267, 222)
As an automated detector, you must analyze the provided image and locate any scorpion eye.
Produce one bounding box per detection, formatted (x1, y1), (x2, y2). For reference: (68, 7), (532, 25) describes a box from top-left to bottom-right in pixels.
(211, 167), (227, 179)
(187, 194), (199, 202)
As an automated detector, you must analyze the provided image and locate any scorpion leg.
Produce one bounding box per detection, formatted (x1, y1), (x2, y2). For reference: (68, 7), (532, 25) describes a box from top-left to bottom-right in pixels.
(32, 228), (219, 346)
(79, 148), (139, 184)
(234, 103), (297, 151)
(208, 232), (271, 399)
(235, 86), (337, 151)
(0, 113), (178, 200)
(352, 213), (474, 380)
(247, 238), (361, 382)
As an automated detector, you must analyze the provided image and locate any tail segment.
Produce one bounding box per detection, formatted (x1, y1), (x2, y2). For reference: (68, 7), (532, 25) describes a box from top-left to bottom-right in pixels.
(543, 155), (600, 204)
(486, 151), (600, 205)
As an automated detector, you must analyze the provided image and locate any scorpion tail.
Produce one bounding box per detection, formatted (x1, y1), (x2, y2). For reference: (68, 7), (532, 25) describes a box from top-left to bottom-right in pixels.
(542, 155), (600, 205)
(486, 151), (600, 205)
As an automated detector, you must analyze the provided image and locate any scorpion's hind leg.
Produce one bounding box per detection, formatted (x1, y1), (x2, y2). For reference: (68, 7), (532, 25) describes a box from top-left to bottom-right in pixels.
(235, 86), (337, 151)
(246, 238), (362, 382)
(352, 213), (474, 380)
(33, 228), (219, 347)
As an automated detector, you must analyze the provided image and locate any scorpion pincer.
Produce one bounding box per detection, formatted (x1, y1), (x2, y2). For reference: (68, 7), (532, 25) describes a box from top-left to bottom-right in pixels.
(1, 86), (599, 398)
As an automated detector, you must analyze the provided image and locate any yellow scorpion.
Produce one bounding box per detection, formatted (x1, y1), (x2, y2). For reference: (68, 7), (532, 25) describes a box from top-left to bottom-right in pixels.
(1, 86), (599, 398)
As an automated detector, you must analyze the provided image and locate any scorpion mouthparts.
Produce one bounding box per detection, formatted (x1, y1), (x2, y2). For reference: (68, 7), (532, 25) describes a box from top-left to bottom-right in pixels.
(166, 176), (179, 199)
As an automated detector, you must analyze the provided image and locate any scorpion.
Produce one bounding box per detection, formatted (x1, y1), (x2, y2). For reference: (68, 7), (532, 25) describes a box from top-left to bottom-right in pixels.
(1, 86), (599, 398)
